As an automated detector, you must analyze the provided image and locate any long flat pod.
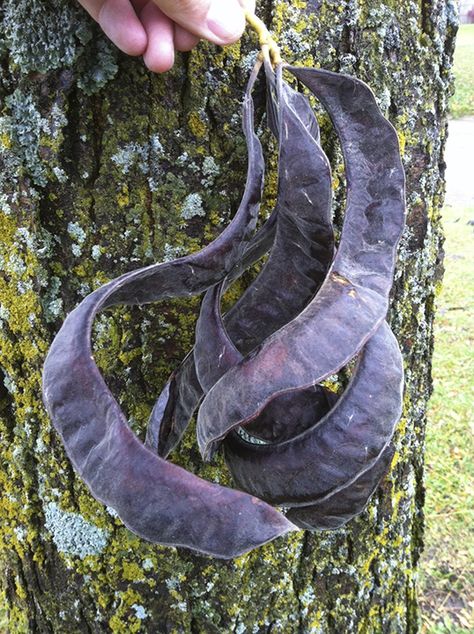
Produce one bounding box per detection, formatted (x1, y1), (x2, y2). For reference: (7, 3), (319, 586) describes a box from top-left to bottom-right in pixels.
(197, 66), (405, 460)
(148, 73), (334, 454)
(223, 322), (403, 506)
(42, 64), (296, 558)
(144, 66), (281, 456)
(195, 71), (333, 385)
(145, 208), (279, 457)
(194, 279), (335, 442)
(194, 281), (241, 392)
(287, 444), (395, 530)
(43, 286), (294, 558)
(144, 64), (282, 456)
(145, 207), (280, 457)
(221, 68), (334, 357)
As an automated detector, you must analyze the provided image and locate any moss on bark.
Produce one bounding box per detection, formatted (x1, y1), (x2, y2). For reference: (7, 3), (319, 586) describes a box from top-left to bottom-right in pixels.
(0, 0), (457, 631)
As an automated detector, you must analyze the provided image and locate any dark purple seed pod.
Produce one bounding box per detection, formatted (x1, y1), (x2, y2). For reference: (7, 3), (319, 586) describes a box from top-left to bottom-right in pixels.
(150, 69), (335, 454)
(287, 444), (396, 531)
(196, 65), (405, 462)
(221, 67), (334, 358)
(43, 54), (407, 556)
(42, 63), (296, 558)
(194, 278), (336, 442)
(223, 322), (403, 506)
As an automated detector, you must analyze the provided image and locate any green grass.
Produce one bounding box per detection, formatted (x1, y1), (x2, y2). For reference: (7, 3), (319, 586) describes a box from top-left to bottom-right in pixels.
(420, 203), (474, 633)
(419, 21), (474, 632)
(450, 24), (474, 118)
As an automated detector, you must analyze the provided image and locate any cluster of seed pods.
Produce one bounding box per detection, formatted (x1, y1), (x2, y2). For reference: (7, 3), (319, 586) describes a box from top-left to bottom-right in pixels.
(42, 60), (406, 559)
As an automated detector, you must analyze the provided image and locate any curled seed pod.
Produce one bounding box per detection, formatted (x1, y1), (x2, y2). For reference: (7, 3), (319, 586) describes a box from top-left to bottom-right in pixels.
(223, 322), (403, 507)
(221, 68), (334, 358)
(43, 48), (407, 556)
(150, 70), (334, 453)
(42, 64), (296, 558)
(188, 65), (404, 529)
(195, 278), (335, 442)
(145, 209), (278, 457)
(196, 65), (405, 462)
(287, 444), (396, 531)
(192, 259), (401, 517)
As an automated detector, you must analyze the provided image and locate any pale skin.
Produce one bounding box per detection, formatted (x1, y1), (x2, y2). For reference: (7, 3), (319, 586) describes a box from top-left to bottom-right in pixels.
(77, 0), (255, 73)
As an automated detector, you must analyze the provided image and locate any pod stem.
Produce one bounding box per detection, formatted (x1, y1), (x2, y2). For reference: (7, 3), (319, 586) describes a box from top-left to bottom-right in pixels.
(244, 10), (282, 67)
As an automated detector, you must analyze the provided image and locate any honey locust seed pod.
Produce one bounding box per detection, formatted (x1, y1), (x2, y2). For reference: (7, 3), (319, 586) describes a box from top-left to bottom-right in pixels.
(151, 68), (334, 454)
(223, 322), (403, 507)
(286, 444), (396, 531)
(197, 65), (405, 462)
(43, 62), (295, 558)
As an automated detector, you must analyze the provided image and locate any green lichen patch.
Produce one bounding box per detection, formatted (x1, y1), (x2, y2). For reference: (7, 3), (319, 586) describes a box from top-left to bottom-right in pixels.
(2, 0), (86, 73)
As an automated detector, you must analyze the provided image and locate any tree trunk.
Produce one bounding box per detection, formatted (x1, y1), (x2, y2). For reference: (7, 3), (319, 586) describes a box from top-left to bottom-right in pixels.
(0, 0), (457, 632)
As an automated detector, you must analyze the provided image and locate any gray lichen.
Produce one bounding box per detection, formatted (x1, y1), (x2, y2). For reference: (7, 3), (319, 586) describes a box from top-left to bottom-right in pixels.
(41, 276), (64, 323)
(112, 143), (151, 176)
(91, 245), (102, 261)
(1, 88), (67, 187)
(43, 502), (109, 560)
(180, 193), (206, 219)
(2, 0), (119, 94)
(132, 604), (148, 620)
(111, 134), (164, 190)
(2, 0), (86, 73)
(201, 156), (220, 188)
(67, 222), (87, 245)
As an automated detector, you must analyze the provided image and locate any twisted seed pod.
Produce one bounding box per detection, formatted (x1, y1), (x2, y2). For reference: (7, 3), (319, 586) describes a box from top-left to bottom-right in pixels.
(189, 65), (404, 529)
(43, 57), (406, 556)
(196, 65), (405, 462)
(286, 444), (396, 530)
(219, 76), (334, 358)
(223, 322), (403, 507)
(42, 64), (296, 559)
(149, 71), (334, 454)
(194, 256), (402, 526)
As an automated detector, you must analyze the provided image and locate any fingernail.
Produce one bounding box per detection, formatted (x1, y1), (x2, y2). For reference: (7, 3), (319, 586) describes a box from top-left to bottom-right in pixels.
(206, 0), (245, 42)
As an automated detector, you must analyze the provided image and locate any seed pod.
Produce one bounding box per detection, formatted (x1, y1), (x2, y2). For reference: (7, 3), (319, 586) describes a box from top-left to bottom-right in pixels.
(42, 64), (296, 558)
(150, 70), (335, 453)
(223, 322), (403, 506)
(43, 57), (406, 556)
(221, 69), (334, 359)
(195, 278), (335, 442)
(287, 444), (396, 530)
(196, 65), (405, 462)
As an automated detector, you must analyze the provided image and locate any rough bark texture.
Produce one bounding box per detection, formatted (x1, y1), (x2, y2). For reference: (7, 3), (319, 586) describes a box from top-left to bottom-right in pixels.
(0, 0), (457, 632)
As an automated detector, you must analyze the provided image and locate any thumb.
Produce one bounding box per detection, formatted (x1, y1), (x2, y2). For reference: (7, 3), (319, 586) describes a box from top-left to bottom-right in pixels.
(152, 0), (254, 46)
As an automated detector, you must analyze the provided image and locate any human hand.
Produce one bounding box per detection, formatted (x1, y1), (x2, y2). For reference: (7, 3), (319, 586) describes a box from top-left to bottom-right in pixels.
(77, 0), (255, 73)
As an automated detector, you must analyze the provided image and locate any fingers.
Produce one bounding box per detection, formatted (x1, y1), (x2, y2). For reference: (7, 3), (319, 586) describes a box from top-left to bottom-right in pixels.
(98, 0), (148, 56)
(141, 0), (249, 73)
(152, 0), (250, 46)
(76, 0), (254, 73)
(139, 2), (175, 73)
(174, 25), (200, 52)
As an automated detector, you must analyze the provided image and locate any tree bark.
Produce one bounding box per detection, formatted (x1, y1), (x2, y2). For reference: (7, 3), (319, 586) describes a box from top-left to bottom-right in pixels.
(0, 0), (457, 632)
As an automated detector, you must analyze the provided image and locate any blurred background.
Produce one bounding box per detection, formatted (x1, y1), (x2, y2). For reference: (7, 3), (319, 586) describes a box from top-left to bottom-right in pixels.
(419, 17), (474, 634)
(459, 0), (474, 23)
